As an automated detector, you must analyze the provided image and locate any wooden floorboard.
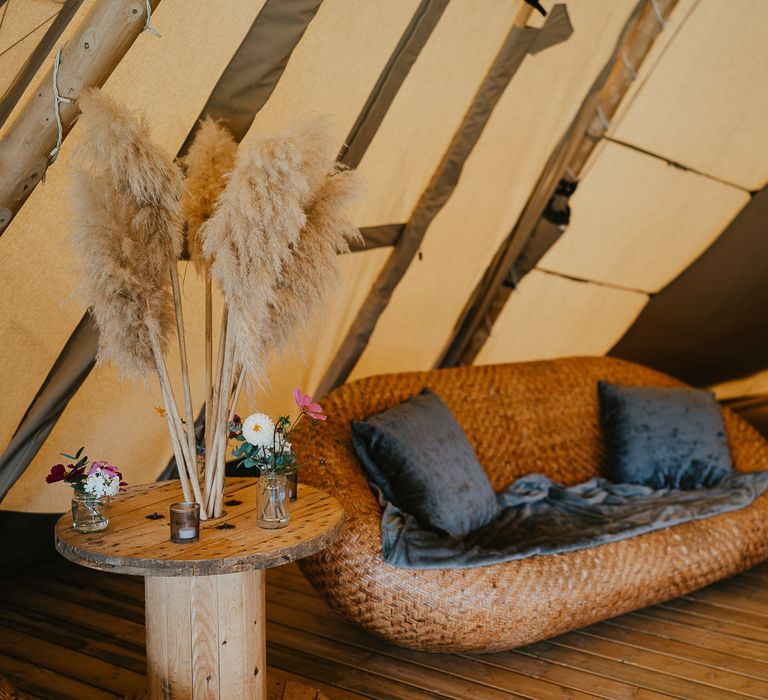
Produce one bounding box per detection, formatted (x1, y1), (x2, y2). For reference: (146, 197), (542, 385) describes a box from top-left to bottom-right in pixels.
(2, 560), (768, 698)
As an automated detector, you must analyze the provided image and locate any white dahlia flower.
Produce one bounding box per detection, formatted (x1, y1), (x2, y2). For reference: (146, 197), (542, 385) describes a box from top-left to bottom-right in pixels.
(84, 470), (120, 498)
(242, 412), (275, 448)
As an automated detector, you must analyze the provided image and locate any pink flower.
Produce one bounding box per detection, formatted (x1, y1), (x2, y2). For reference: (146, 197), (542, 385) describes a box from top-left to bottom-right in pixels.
(293, 388), (327, 421)
(88, 461), (123, 481)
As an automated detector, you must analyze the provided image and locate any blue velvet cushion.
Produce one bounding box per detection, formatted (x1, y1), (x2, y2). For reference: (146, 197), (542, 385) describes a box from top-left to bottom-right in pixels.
(351, 389), (500, 537)
(598, 381), (733, 489)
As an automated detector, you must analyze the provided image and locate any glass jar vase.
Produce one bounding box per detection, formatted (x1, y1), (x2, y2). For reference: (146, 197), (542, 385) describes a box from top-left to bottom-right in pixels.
(256, 473), (290, 529)
(71, 490), (110, 533)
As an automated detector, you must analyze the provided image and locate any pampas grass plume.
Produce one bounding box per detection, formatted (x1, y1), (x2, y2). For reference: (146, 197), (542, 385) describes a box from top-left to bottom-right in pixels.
(70, 88), (184, 378)
(265, 167), (363, 354)
(201, 117), (338, 379)
(181, 118), (237, 268)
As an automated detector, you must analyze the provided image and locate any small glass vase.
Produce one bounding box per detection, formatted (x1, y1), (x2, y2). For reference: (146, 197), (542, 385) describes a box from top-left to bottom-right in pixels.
(284, 467), (298, 502)
(256, 473), (290, 529)
(71, 490), (110, 533)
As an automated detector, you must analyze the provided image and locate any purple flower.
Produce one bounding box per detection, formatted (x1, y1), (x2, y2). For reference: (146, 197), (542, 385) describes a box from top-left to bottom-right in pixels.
(88, 461), (117, 476)
(87, 461), (125, 488)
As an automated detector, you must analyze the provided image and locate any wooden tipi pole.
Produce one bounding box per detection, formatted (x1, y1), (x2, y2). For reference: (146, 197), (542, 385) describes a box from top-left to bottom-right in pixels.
(0, 0), (162, 236)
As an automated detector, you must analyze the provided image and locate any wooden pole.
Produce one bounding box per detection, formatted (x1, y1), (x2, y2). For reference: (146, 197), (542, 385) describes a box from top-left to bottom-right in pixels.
(514, 2), (533, 28)
(0, 0), (162, 236)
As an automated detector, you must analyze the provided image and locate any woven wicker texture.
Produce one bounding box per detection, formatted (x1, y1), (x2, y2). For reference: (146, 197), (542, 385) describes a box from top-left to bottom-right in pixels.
(0, 676), (22, 700)
(295, 357), (768, 653)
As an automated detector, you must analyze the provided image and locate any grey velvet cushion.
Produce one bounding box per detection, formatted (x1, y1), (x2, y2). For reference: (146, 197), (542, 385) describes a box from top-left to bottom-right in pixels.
(598, 381), (734, 489)
(351, 389), (500, 537)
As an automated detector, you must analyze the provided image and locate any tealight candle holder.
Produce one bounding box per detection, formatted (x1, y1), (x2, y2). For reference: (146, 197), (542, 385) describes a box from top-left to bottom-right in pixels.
(170, 502), (200, 543)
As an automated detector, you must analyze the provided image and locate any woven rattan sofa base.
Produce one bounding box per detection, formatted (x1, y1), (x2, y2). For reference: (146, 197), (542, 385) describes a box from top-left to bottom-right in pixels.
(0, 675), (21, 700)
(295, 357), (768, 653)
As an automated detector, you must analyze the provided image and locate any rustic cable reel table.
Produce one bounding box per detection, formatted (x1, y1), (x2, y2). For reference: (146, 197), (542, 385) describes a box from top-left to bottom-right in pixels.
(55, 477), (344, 699)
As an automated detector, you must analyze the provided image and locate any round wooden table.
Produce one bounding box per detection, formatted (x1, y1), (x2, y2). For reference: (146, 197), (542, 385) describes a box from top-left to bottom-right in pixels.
(55, 477), (344, 700)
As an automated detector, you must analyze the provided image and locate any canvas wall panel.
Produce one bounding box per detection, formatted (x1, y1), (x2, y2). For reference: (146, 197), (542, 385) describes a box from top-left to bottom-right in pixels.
(538, 141), (749, 293)
(0, 0), (266, 452)
(243, 0), (420, 157)
(610, 0), (768, 191)
(346, 0), (522, 228)
(0, 0), (61, 96)
(0, 0), (60, 55)
(349, 0), (638, 381)
(476, 270), (647, 366)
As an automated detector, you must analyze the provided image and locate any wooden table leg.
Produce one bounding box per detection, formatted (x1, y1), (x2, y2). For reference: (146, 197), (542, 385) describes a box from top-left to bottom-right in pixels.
(145, 569), (266, 699)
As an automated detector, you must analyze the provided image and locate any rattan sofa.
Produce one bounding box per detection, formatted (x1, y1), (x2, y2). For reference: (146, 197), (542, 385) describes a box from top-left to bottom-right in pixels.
(297, 357), (768, 652)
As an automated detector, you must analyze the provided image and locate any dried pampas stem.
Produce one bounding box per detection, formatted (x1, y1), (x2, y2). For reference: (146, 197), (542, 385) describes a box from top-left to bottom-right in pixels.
(204, 271), (213, 463)
(210, 334), (236, 518)
(169, 264), (197, 468)
(148, 327), (207, 519)
(204, 306), (228, 506)
(194, 117), (363, 517)
(228, 365), (245, 423)
(159, 400), (192, 504)
(182, 119), (237, 509)
(147, 331), (192, 503)
(204, 426), (222, 512)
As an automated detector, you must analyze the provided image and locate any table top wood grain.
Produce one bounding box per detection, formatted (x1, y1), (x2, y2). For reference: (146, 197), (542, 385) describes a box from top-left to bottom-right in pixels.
(55, 478), (344, 577)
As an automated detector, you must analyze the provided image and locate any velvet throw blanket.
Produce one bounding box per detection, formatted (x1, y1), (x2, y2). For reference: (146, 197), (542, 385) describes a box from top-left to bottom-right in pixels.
(380, 472), (768, 569)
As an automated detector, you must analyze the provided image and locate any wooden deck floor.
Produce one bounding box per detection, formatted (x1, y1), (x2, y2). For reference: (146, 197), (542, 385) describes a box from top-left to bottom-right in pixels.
(2, 558), (768, 699)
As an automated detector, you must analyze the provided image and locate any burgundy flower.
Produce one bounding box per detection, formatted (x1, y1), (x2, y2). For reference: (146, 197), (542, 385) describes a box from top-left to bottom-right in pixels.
(228, 414), (243, 439)
(45, 464), (67, 484)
